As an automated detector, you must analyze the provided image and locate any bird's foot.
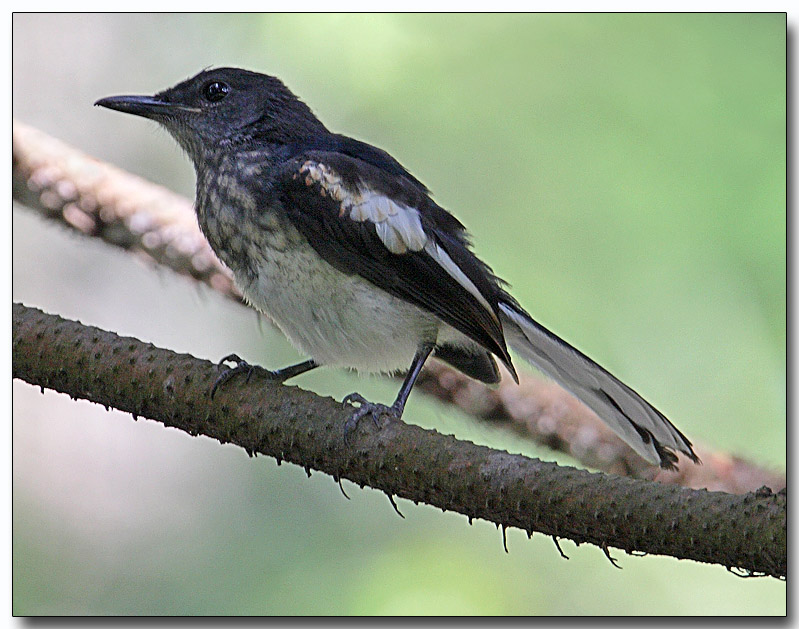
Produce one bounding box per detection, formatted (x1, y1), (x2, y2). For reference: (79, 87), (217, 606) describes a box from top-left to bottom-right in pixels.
(211, 354), (257, 399)
(211, 356), (318, 399)
(342, 392), (401, 434)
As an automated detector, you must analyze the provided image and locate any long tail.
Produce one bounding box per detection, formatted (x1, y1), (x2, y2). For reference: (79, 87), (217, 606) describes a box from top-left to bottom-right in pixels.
(498, 301), (699, 469)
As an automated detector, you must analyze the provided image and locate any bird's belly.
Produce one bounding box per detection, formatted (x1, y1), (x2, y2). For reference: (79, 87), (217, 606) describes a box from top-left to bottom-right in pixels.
(237, 240), (437, 374)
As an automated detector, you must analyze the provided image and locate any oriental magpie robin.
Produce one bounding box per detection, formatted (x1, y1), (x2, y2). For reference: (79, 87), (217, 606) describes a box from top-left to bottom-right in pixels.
(96, 67), (698, 469)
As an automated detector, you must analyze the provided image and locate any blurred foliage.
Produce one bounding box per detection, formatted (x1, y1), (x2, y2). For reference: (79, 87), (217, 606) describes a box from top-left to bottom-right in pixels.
(12, 13), (784, 615)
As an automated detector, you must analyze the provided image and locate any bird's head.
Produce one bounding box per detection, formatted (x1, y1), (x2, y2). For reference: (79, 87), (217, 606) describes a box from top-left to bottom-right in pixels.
(95, 67), (327, 160)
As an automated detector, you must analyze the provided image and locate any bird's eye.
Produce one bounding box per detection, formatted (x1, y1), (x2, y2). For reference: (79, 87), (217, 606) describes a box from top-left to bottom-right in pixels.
(202, 81), (230, 103)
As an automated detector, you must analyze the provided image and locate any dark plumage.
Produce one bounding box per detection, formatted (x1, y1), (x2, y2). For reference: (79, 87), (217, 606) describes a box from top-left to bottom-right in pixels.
(96, 67), (698, 469)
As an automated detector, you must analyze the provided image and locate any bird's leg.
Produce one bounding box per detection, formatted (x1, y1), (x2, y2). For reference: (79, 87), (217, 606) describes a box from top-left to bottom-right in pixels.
(211, 354), (318, 399)
(343, 343), (434, 432)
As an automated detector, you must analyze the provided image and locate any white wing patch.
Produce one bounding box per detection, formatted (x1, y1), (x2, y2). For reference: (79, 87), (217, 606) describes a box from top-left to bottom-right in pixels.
(297, 159), (498, 323)
(424, 241), (497, 321)
(299, 161), (426, 254)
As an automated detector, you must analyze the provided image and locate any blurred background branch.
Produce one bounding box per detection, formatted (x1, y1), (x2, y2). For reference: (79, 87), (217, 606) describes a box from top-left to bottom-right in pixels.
(13, 121), (786, 494)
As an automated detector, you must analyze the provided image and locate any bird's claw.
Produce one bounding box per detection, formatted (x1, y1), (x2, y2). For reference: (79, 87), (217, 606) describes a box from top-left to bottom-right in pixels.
(210, 353), (256, 399)
(342, 392), (400, 434)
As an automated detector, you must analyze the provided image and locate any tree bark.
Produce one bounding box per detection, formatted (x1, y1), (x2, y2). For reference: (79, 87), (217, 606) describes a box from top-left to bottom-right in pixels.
(12, 303), (786, 579)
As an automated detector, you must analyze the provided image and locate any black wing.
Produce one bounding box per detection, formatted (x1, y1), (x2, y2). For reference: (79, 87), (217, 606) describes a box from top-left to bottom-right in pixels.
(275, 149), (516, 379)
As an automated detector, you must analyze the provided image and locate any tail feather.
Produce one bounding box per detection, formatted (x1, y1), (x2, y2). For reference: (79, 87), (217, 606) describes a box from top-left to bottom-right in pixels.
(498, 302), (699, 469)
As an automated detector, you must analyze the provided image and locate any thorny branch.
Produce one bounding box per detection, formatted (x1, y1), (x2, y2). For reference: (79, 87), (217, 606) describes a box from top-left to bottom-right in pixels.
(12, 304), (787, 578)
(12, 121), (785, 494)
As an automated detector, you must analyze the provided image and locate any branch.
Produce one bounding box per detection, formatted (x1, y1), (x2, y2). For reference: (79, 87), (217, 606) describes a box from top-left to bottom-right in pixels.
(12, 120), (785, 492)
(12, 303), (786, 578)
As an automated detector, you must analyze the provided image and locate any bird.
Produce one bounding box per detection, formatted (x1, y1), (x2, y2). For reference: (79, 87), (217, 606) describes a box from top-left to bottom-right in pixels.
(95, 67), (699, 469)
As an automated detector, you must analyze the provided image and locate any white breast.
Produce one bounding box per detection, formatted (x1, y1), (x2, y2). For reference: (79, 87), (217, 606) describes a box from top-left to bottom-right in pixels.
(237, 236), (440, 374)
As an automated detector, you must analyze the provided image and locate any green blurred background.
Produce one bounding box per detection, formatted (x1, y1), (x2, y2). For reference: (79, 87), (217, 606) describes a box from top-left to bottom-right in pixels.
(12, 13), (785, 615)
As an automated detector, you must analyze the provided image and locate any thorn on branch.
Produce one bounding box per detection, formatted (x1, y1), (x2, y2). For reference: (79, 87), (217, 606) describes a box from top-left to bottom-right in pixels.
(336, 476), (350, 500)
(551, 536), (569, 560)
(601, 543), (622, 569)
(385, 492), (404, 518)
(501, 525), (509, 553)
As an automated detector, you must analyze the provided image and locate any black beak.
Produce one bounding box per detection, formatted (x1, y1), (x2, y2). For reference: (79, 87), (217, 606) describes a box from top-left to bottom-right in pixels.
(94, 94), (193, 119)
